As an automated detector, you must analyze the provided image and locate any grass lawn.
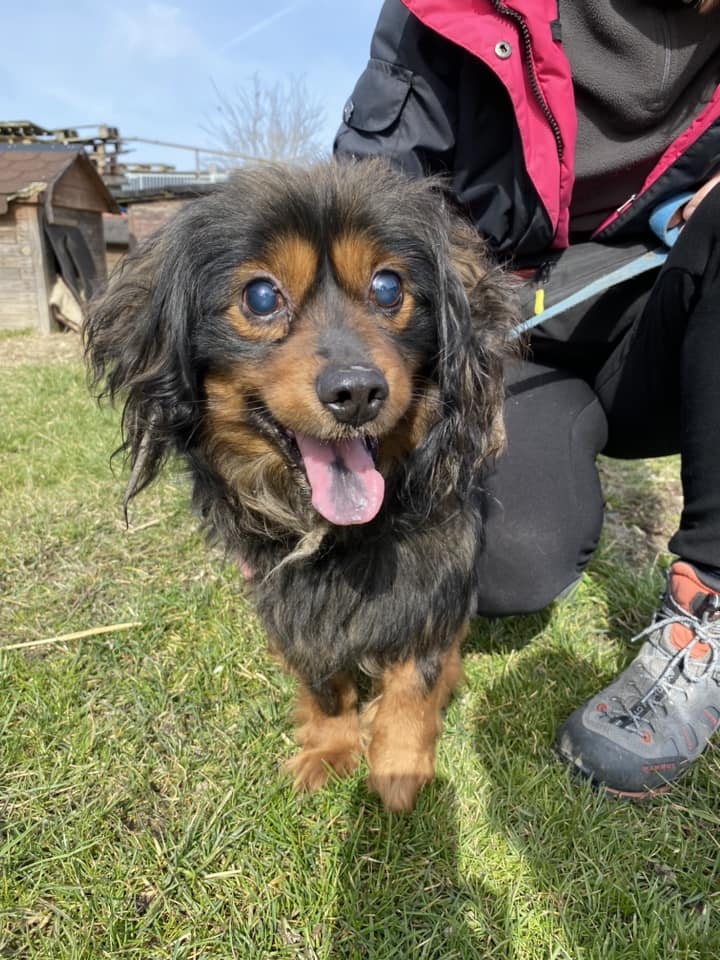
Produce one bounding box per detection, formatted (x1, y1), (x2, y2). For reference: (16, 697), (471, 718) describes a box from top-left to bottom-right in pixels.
(1, 333), (718, 959)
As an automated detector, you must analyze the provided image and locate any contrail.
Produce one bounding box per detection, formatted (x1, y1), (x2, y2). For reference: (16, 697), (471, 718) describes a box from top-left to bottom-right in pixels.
(222, 1), (307, 51)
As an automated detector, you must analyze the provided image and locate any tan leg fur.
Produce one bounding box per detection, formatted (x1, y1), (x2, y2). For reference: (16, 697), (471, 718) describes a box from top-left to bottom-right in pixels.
(285, 675), (362, 792)
(362, 633), (464, 811)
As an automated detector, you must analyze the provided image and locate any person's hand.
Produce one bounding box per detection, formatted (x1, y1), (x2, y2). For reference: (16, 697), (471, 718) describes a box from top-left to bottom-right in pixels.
(667, 171), (720, 227)
(679, 171), (720, 221)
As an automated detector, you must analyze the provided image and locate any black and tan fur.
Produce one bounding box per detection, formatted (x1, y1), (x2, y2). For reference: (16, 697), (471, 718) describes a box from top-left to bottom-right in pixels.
(85, 158), (517, 811)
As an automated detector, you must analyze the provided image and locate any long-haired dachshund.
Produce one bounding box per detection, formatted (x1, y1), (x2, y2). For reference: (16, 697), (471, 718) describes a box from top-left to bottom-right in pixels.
(85, 158), (516, 811)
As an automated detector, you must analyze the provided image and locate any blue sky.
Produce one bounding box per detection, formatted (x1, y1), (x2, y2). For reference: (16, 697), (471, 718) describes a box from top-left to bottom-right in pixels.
(3, 0), (382, 169)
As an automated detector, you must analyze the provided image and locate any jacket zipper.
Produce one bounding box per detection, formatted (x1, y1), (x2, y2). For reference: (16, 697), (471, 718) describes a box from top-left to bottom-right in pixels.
(614, 194), (637, 216)
(491, 0), (564, 160)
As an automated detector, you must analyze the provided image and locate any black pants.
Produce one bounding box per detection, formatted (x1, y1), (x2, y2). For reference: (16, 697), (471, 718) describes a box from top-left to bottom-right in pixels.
(476, 185), (720, 616)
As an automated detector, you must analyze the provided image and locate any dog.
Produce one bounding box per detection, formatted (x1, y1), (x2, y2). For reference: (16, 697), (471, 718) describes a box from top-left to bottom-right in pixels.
(85, 158), (516, 811)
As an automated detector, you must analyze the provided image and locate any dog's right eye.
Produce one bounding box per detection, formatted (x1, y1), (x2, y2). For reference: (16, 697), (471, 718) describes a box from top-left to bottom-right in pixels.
(370, 270), (403, 310)
(244, 279), (284, 317)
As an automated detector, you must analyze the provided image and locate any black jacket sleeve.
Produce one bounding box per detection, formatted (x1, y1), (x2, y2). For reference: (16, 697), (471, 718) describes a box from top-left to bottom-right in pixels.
(334, 0), (457, 176)
(333, 0), (553, 260)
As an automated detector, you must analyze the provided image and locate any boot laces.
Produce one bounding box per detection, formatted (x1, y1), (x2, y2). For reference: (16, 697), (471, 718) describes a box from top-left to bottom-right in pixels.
(608, 592), (720, 732)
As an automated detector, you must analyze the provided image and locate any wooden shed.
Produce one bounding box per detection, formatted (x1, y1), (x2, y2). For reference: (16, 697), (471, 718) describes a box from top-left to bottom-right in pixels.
(0, 144), (117, 333)
(120, 182), (219, 249)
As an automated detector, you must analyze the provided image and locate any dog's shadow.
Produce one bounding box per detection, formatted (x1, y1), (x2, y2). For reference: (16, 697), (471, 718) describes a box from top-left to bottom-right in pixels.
(328, 779), (509, 956)
(322, 670), (607, 955)
(323, 561), (678, 957)
(281, 587), (566, 956)
(320, 627), (596, 957)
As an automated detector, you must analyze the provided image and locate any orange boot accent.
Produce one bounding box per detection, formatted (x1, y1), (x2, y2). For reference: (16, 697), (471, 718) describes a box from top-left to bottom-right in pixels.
(668, 562), (720, 659)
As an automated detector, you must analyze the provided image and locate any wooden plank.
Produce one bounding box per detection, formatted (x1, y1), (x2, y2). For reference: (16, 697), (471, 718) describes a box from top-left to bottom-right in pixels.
(0, 286), (37, 331)
(0, 224), (19, 245)
(52, 162), (109, 213)
(128, 199), (189, 244)
(0, 275), (40, 292)
(12, 206), (53, 333)
(0, 254), (37, 269)
(0, 207), (42, 331)
(29, 207), (55, 334)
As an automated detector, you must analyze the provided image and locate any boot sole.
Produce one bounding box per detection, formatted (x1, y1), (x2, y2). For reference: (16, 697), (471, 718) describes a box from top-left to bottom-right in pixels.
(555, 746), (675, 801)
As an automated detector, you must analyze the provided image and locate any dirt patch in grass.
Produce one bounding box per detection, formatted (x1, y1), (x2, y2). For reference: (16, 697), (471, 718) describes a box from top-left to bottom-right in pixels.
(599, 456), (682, 567)
(0, 331), (82, 367)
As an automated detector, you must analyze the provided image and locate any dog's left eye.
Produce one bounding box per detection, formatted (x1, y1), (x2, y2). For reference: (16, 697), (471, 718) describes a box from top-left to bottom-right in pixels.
(370, 271), (403, 310)
(244, 278), (285, 317)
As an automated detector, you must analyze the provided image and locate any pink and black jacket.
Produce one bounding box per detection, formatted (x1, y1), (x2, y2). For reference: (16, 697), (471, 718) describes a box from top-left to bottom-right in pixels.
(334, 0), (720, 264)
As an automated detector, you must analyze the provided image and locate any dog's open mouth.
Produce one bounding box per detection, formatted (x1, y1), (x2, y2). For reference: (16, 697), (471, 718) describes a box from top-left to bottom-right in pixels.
(292, 432), (384, 526)
(250, 405), (385, 526)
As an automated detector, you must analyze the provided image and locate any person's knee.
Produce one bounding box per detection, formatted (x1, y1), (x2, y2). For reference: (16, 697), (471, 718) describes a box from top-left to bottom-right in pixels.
(474, 529), (598, 617)
(474, 363), (607, 618)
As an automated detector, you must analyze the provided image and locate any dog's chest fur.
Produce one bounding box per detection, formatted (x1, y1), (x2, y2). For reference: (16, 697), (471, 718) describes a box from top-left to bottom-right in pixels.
(231, 502), (479, 688)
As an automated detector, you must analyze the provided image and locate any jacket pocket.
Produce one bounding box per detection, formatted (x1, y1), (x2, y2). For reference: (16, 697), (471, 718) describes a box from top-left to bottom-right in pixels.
(341, 58), (413, 134)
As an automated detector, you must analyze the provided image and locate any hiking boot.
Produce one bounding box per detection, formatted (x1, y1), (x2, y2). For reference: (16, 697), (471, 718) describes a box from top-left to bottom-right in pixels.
(555, 561), (720, 798)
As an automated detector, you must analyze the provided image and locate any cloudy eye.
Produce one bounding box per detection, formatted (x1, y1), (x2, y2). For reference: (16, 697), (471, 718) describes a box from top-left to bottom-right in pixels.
(244, 278), (284, 317)
(370, 270), (403, 310)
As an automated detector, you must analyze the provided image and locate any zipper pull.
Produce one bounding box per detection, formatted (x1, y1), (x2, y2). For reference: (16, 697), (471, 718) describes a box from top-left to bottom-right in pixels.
(615, 194), (637, 215)
(533, 260), (554, 317)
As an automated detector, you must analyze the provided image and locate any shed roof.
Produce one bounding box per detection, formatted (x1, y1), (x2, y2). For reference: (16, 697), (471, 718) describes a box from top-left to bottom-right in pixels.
(0, 144), (117, 215)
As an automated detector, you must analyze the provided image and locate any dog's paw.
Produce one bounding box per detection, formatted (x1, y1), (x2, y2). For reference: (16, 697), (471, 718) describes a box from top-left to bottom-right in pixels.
(285, 746), (360, 793)
(366, 746), (435, 811)
(366, 770), (432, 812)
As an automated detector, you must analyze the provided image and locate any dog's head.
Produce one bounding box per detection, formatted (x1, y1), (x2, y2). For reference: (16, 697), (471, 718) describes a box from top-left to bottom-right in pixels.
(86, 159), (516, 540)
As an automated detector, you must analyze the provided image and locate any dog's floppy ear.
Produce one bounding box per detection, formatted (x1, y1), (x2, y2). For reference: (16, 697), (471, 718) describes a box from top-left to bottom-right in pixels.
(429, 212), (517, 496)
(84, 220), (199, 506)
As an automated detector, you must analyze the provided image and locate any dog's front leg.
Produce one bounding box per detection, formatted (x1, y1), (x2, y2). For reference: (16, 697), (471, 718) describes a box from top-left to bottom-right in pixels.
(363, 634), (464, 812)
(285, 674), (362, 792)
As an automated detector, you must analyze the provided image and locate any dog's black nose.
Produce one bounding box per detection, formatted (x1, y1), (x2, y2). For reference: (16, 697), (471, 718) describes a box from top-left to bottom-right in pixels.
(316, 363), (388, 425)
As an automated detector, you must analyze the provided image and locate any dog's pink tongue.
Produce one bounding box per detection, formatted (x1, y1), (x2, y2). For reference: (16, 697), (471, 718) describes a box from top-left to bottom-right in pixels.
(294, 433), (384, 525)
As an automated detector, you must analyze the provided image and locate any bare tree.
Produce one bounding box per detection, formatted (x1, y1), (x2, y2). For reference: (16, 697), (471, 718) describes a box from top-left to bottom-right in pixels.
(204, 74), (327, 164)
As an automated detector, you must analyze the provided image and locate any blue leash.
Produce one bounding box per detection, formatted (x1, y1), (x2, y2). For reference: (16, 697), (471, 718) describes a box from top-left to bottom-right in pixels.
(510, 193), (694, 340)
